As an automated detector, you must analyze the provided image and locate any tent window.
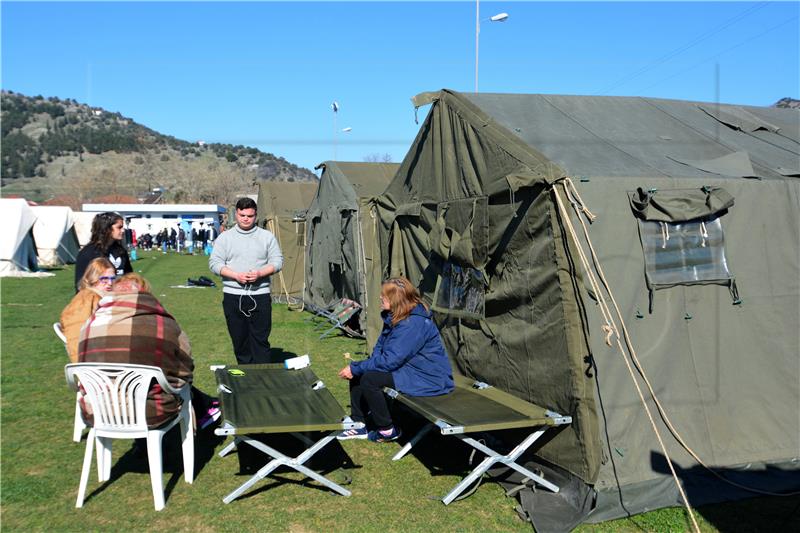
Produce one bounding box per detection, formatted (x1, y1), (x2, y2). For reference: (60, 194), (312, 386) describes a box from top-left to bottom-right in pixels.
(294, 220), (306, 246)
(638, 216), (732, 286)
(432, 262), (485, 319)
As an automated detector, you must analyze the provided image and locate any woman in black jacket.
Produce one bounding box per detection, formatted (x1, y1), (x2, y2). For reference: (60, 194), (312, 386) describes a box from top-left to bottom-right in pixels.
(74, 212), (132, 291)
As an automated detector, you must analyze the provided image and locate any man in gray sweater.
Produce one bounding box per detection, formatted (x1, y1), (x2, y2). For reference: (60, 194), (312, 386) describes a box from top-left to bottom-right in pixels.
(209, 198), (283, 364)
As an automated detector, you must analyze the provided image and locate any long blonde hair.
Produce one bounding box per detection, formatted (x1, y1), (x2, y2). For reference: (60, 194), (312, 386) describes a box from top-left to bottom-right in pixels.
(382, 276), (424, 326)
(78, 258), (115, 291)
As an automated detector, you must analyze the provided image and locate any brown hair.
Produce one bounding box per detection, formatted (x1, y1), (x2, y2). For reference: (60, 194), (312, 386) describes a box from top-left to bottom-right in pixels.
(382, 276), (424, 326)
(78, 258), (115, 291)
(113, 273), (152, 294)
(89, 211), (124, 253)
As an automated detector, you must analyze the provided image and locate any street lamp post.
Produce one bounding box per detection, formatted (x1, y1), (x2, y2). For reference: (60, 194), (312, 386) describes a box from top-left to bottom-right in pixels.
(475, 1), (509, 93)
(331, 101), (339, 160)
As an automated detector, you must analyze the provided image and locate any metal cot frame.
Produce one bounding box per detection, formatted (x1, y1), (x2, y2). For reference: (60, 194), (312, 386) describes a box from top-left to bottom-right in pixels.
(212, 364), (363, 503)
(385, 377), (572, 505)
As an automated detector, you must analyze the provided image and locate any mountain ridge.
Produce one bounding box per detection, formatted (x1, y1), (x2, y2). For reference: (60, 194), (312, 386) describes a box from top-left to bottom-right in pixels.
(1, 90), (317, 206)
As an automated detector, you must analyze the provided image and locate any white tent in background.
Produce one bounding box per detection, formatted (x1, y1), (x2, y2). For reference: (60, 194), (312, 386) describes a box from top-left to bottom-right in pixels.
(30, 206), (80, 267)
(0, 198), (40, 275)
(72, 211), (96, 246)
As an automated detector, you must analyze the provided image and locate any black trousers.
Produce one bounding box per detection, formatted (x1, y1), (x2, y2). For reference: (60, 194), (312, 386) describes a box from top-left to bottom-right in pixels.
(222, 292), (272, 364)
(349, 371), (396, 430)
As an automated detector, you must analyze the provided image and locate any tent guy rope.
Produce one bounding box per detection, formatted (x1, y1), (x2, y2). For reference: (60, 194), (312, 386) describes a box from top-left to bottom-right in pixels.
(552, 178), (701, 533)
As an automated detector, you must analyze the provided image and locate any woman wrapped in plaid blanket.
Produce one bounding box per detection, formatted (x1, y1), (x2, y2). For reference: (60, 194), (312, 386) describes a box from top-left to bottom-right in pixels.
(78, 273), (219, 429)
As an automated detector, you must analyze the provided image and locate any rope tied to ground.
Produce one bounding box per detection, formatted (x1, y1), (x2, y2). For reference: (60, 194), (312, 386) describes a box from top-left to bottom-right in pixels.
(553, 176), (701, 533)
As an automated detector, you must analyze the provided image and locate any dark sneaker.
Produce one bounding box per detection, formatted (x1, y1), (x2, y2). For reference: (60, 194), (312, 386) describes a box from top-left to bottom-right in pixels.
(199, 406), (221, 429)
(368, 426), (401, 443)
(337, 427), (368, 440)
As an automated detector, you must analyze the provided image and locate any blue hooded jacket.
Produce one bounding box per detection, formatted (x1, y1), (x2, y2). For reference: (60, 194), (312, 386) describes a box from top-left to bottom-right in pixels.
(351, 304), (454, 396)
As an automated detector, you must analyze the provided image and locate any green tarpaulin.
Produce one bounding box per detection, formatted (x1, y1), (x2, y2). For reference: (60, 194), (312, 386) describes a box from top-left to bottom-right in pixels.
(305, 161), (398, 335)
(371, 89), (800, 522)
(257, 181), (319, 301)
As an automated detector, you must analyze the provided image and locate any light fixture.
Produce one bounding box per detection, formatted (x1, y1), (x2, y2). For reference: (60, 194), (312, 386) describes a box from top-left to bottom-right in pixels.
(475, 1), (510, 93)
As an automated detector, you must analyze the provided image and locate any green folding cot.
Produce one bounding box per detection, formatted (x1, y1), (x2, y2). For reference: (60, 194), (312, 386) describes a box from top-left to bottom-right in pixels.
(213, 364), (363, 503)
(385, 374), (572, 505)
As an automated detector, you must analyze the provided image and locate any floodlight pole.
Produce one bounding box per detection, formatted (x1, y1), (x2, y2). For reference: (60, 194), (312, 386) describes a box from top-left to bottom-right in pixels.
(475, 2), (509, 93)
(333, 103), (338, 160)
(475, 0), (480, 93)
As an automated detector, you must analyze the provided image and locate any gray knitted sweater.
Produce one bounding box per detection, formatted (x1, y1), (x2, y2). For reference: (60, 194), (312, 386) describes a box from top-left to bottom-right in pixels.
(208, 225), (283, 295)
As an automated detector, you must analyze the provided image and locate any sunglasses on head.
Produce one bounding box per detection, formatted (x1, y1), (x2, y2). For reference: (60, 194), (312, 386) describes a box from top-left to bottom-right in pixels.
(388, 278), (406, 288)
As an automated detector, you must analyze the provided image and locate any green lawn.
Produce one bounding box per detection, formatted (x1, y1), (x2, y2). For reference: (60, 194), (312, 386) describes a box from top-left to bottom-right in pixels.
(1, 250), (796, 532)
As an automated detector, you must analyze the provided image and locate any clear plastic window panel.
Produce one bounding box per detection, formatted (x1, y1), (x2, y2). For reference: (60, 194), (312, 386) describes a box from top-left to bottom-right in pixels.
(434, 262), (485, 317)
(639, 217), (732, 286)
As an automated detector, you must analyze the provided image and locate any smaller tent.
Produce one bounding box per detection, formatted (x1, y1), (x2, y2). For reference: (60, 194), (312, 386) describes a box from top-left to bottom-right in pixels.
(30, 206), (80, 267)
(0, 198), (39, 275)
(72, 212), (96, 246)
(305, 161), (398, 333)
(256, 181), (319, 303)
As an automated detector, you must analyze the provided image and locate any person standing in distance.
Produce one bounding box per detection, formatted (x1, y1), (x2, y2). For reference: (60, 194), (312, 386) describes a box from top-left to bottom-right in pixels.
(209, 198), (283, 364)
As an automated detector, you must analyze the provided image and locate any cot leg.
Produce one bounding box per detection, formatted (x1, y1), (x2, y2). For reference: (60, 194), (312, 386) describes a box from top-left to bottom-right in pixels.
(318, 323), (341, 339)
(218, 437), (240, 458)
(222, 433), (352, 504)
(440, 429), (559, 505)
(392, 424), (434, 461)
(223, 456), (285, 504)
(442, 455), (495, 505)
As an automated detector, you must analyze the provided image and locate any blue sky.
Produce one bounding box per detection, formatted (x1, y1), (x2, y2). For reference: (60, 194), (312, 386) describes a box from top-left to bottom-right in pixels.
(2, 1), (798, 173)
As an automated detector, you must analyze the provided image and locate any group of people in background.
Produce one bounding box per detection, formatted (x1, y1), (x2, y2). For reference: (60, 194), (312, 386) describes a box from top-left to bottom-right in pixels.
(120, 221), (218, 254)
(62, 199), (454, 452)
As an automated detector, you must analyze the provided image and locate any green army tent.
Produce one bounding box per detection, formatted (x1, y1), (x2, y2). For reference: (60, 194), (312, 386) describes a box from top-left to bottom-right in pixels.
(305, 161), (398, 335)
(257, 181), (319, 303)
(372, 89), (799, 526)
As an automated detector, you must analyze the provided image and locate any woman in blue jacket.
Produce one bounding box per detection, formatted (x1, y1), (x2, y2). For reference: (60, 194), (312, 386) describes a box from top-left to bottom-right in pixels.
(338, 277), (454, 442)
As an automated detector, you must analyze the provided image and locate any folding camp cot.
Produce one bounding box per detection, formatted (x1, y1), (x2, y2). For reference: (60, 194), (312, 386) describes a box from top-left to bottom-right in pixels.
(312, 298), (363, 339)
(385, 374), (572, 505)
(213, 364), (363, 503)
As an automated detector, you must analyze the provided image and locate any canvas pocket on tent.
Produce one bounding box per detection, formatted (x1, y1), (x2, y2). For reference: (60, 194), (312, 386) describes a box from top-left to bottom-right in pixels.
(430, 196), (489, 267)
(629, 186), (739, 312)
(430, 197), (489, 319)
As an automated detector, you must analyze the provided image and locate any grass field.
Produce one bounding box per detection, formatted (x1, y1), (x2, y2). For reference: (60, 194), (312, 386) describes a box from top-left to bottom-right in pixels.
(1, 250), (797, 532)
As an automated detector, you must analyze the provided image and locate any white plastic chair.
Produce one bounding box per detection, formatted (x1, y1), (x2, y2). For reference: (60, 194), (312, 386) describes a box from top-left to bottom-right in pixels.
(54, 322), (87, 443)
(65, 363), (194, 511)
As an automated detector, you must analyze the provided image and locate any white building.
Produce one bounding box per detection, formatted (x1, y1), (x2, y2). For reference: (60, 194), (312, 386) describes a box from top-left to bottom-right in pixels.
(81, 203), (226, 240)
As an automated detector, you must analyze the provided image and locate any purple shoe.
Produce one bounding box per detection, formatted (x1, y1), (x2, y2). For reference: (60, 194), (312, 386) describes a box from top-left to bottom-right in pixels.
(199, 406), (221, 429)
(368, 426), (401, 443)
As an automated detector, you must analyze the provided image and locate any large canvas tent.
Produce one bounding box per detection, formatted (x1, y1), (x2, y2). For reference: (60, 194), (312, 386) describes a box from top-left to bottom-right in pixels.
(72, 211), (97, 246)
(30, 205), (81, 267)
(0, 198), (39, 275)
(305, 161), (398, 333)
(256, 181), (319, 303)
(373, 89), (800, 525)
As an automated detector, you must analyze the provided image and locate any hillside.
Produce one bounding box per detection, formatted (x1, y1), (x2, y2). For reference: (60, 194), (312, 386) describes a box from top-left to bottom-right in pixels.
(0, 90), (317, 206)
(774, 97), (800, 109)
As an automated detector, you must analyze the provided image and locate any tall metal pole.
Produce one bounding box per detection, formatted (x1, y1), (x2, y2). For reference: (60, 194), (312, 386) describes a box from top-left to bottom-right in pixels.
(475, 0), (480, 93)
(332, 101), (339, 160)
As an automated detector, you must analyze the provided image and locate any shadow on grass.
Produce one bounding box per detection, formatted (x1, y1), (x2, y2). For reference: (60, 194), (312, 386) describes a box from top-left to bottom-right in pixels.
(268, 346), (298, 364)
(215, 432), (361, 502)
(82, 423), (226, 505)
(388, 407), (476, 477)
(648, 451), (800, 532)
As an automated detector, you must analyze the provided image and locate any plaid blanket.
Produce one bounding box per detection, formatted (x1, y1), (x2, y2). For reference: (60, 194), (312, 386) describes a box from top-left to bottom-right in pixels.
(78, 292), (194, 429)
